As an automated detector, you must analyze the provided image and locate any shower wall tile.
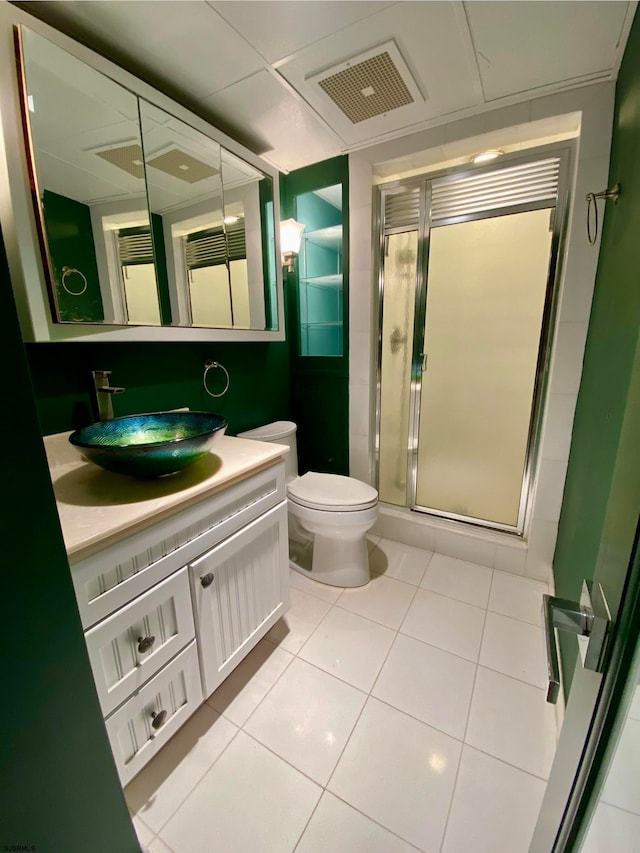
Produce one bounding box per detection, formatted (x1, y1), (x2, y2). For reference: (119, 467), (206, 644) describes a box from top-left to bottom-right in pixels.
(349, 434), (372, 484)
(381, 512), (436, 552)
(349, 383), (371, 437)
(350, 332), (373, 385)
(575, 85), (616, 161)
(548, 321), (589, 397)
(348, 156), (373, 207)
(434, 528), (496, 569)
(493, 543), (527, 576)
(350, 269), (375, 334)
(349, 204), (375, 273)
(525, 519), (558, 582)
(540, 394), (577, 463)
(533, 458), (568, 523)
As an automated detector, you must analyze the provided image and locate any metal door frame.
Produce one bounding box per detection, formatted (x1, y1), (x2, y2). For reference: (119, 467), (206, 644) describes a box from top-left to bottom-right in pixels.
(375, 141), (574, 535)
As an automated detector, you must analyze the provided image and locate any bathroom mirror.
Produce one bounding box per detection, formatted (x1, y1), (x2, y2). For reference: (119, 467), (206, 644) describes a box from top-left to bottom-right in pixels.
(17, 26), (162, 326)
(16, 26), (280, 334)
(139, 101), (277, 330)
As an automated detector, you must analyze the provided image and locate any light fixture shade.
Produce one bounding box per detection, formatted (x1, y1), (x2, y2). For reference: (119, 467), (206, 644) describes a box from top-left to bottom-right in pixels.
(472, 149), (503, 164)
(280, 218), (305, 255)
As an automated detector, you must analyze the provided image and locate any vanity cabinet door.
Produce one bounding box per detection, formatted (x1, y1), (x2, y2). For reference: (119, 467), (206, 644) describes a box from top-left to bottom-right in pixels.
(190, 501), (289, 696)
(84, 567), (195, 716)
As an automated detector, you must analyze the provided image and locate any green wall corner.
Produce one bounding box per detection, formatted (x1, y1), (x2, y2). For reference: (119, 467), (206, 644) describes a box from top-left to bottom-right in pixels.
(553, 8), (640, 693)
(0, 225), (140, 851)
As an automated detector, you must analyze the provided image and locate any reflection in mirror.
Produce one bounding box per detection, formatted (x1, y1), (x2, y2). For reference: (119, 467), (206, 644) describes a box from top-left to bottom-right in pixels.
(140, 99), (278, 330)
(17, 27), (162, 325)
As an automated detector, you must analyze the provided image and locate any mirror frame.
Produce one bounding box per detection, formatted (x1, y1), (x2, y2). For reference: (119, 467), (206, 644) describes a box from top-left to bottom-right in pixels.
(0, 7), (284, 343)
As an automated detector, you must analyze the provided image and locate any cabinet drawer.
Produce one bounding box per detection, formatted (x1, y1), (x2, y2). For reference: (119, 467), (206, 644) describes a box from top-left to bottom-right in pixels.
(105, 641), (202, 787)
(190, 501), (289, 697)
(85, 567), (194, 716)
(71, 462), (285, 628)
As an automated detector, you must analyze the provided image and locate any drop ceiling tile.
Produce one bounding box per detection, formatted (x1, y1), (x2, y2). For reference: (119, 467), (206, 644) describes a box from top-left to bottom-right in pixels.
(278, 3), (480, 147)
(41, 1), (266, 99)
(201, 70), (344, 172)
(466, 1), (629, 101)
(210, 1), (396, 64)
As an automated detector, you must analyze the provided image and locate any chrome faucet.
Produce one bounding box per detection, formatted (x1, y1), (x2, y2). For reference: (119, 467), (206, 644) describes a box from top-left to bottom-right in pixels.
(92, 370), (125, 420)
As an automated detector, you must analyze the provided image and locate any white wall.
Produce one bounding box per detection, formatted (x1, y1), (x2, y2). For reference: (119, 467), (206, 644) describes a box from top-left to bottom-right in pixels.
(348, 83), (615, 582)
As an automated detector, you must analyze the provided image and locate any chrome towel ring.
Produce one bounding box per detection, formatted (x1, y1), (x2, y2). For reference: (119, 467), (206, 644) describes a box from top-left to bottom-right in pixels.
(203, 360), (230, 398)
(61, 266), (88, 296)
(586, 183), (621, 245)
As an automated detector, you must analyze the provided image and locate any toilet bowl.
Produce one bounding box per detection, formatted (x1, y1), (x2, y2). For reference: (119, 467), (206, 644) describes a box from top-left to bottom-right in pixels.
(237, 422), (378, 587)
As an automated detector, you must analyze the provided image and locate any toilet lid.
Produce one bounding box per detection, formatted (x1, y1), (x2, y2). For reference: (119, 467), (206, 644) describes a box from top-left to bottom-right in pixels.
(288, 472), (378, 511)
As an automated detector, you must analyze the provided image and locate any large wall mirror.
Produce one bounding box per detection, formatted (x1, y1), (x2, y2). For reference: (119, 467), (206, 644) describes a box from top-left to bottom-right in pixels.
(16, 26), (280, 333)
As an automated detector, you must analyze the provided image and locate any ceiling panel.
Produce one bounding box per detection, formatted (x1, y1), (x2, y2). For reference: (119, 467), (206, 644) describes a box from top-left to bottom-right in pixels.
(201, 69), (343, 172)
(466, 1), (630, 101)
(27, 1), (266, 100)
(278, 2), (480, 147)
(211, 1), (397, 64)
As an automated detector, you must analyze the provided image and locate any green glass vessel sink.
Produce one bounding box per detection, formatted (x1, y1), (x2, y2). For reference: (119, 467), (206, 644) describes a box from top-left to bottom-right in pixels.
(69, 411), (227, 478)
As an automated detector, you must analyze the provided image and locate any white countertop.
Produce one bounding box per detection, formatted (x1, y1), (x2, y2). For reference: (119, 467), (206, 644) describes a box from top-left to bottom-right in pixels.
(44, 431), (288, 561)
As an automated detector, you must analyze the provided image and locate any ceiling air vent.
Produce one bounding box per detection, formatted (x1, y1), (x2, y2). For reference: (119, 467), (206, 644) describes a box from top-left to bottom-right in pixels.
(307, 41), (425, 125)
(94, 143), (145, 179)
(146, 148), (218, 184)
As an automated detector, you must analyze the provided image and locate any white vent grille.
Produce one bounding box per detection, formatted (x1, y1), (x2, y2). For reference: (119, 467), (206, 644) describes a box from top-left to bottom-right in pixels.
(431, 158), (561, 223)
(308, 40), (424, 125)
(318, 52), (413, 123)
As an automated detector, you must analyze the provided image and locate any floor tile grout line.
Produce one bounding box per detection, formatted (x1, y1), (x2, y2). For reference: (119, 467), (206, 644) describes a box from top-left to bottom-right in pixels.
(224, 640), (304, 730)
(474, 660), (550, 693)
(598, 798), (640, 819)
(138, 722), (243, 837)
(291, 790), (324, 853)
(459, 741), (552, 784)
(366, 581), (422, 698)
(241, 727), (332, 791)
(317, 789), (426, 852)
(439, 574), (494, 851)
(322, 585), (417, 795)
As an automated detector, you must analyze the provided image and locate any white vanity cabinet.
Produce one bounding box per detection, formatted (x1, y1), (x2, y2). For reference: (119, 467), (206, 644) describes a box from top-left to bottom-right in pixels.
(67, 460), (289, 786)
(190, 502), (288, 695)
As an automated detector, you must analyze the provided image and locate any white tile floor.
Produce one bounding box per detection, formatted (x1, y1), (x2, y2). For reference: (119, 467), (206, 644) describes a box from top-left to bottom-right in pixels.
(126, 537), (557, 852)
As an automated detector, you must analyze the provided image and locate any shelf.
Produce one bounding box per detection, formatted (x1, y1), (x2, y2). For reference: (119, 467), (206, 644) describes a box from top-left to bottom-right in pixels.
(299, 274), (342, 287)
(304, 225), (342, 251)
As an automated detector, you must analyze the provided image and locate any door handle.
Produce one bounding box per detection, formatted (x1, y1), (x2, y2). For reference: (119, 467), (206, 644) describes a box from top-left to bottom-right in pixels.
(543, 581), (610, 704)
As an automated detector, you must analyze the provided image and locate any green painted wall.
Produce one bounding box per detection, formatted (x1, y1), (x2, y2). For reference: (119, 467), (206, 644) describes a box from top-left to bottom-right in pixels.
(281, 156), (349, 475)
(26, 339), (290, 436)
(554, 9), (640, 691)
(43, 189), (104, 322)
(0, 226), (140, 851)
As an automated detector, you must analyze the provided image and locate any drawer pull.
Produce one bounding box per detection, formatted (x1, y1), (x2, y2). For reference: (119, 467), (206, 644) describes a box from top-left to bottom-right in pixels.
(200, 573), (215, 588)
(137, 635), (156, 654)
(151, 709), (167, 730)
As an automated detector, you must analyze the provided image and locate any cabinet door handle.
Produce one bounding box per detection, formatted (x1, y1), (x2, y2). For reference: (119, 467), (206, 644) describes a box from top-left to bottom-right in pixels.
(137, 635), (156, 654)
(151, 709), (167, 730)
(200, 573), (215, 588)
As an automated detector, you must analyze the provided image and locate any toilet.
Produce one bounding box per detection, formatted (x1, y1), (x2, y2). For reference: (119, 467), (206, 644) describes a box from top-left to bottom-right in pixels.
(237, 421), (378, 587)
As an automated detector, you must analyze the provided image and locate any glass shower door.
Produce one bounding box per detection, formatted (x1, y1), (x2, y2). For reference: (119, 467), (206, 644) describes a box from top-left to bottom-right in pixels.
(378, 230), (418, 506)
(413, 208), (553, 529)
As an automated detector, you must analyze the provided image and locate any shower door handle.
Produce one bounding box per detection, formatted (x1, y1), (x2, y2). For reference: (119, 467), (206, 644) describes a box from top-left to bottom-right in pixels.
(420, 352), (428, 372)
(543, 581), (610, 704)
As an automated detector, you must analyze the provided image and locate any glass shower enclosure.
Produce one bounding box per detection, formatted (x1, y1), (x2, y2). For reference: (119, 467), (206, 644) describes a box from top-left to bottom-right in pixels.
(377, 148), (570, 533)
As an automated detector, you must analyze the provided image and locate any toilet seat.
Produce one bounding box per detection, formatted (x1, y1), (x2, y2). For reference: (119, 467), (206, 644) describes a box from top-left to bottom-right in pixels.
(287, 472), (378, 512)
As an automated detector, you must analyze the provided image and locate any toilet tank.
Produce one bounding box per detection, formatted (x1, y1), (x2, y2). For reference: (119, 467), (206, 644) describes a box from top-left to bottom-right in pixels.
(237, 421), (298, 482)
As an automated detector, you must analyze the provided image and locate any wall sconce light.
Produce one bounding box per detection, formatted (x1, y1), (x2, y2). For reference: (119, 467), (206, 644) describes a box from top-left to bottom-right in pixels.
(280, 218), (305, 273)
